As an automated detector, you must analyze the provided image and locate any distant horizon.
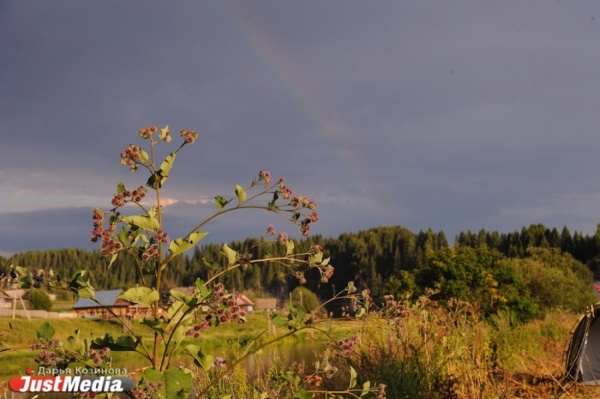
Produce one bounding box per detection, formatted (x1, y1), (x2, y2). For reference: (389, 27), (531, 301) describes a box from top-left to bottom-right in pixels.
(3, 221), (596, 259)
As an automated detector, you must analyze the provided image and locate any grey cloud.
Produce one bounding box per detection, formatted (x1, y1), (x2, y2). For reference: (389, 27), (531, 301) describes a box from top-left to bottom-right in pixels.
(2, 1), (600, 254)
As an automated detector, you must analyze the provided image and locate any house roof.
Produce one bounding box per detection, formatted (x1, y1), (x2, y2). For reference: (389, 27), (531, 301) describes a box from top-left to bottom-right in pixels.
(73, 289), (125, 309)
(236, 293), (253, 306)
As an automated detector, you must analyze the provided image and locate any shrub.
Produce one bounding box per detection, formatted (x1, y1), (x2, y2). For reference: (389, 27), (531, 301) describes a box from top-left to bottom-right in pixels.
(290, 286), (320, 313)
(26, 289), (52, 311)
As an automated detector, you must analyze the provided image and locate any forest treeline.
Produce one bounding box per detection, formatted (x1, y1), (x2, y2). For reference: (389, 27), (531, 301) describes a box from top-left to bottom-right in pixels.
(2, 223), (600, 322)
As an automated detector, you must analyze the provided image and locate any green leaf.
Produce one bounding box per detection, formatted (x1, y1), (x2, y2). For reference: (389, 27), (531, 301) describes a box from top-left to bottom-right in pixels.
(69, 270), (95, 298)
(184, 345), (214, 371)
(348, 366), (357, 389)
(116, 182), (126, 194)
(91, 333), (138, 352)
(139, 148), (150, 163)
(37, 322), (55, 341)
(78, 286), (95, 299)
(294, 389), (315, 399)
(10, 264), (32, 289)
(140, 368), (166, 396)
(284, 371), (301, 389)
(271, 314), (288, 327)
(361, 381), (371, 397)
(286, 239), (295, 256)
(169, 231), (208, 257)
(108, 253), (118, 269)
(308, 252), (323, 266)
(171, 289), (197, 307)
(118, 287), (159, 306)
(234, 184), (246, 204)
(122, 215), (160, 231)
(221, 243), (237, 265)
(268, 192), (279, 209)
(159, 125), (170, 141)
(214, 195), (229, 209)
(146, 173), (161, 189)
(146, 153), (176, 189)
(141, 318), (165, 335)
(165, 366), (193, 399)
(159, 152), (176, 177)
(194, 278), (211, 300)
(201, 257), (220, 272)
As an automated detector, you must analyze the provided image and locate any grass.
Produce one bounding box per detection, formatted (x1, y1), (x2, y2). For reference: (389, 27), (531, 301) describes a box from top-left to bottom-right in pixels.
(0, 312), (343, 380)
(2, 305), (599, 398)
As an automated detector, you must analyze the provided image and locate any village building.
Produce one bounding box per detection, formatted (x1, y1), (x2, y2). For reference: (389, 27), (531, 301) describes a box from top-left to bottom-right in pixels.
(72, 289), (151, 319)
(254, 298), (278, 312)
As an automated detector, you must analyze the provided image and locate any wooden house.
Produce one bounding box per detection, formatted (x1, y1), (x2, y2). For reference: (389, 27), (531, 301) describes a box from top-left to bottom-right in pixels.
(72, 289), (151, 319)
(254, 298), (278, 312)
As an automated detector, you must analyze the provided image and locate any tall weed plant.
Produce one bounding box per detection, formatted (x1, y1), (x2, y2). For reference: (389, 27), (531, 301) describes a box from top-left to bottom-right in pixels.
(1, 126), (383, 399)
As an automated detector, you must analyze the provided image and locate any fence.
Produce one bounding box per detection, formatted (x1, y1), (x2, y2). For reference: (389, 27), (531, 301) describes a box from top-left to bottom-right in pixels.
(0, 309), (78, 319)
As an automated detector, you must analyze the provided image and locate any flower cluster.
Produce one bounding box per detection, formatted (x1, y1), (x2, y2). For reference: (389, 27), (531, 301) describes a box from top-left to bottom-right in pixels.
(211, 356), (226, 369)
(184, 322), (210, 339)
(30, 337), (61, 351)
(291, 195), (318, 237)
(180, 129), (198, 144)
(111, 185), (147, 207)
(120, 144), (144, 172)
(278, 232), (288, 245)
(132, 380), (164, 399)
(153, 229), (170, 243)
(320, 265), (335, 284)
(209, 283), (247, 325)
(87, 347), (111, 367)
(138, 126), (157, 139)
(259, 170), (319, 237)
(32, 268), (46, 288)
(377, 384), (387, 399)
(100, 227), (122, 256)
(90, 221), (124, 256)
(259, 170), (272, 185)
(90, 208), (105, 241)
(141, 243), (159, 261)
(336, 335), (360, 357)
(31, 338), (69, 369)
(383, 295), (410, 318)
(276, 177), (292, 199)
(290, 195), (317, 211)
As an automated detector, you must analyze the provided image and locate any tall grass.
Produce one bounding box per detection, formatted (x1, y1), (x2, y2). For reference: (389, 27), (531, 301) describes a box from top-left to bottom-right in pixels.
(3, 305), (599, 398)
(320, 297), (586, 399)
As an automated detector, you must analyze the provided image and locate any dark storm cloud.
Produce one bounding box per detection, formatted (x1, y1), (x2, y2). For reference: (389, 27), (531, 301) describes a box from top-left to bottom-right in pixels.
(1, 0), (600, 255)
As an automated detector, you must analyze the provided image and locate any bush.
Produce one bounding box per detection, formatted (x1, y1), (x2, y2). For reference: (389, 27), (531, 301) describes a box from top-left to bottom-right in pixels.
(26, 289), (52, 311)
(290, 286), (320, 313)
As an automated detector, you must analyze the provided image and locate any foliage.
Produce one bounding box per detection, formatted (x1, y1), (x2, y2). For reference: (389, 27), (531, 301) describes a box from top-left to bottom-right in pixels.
(415, 246), (537, 321)
(330, 295), (581, 399)
(513, 248), (596, 313)
(25, 288), (52, 311)
(290, 286), (321, 313)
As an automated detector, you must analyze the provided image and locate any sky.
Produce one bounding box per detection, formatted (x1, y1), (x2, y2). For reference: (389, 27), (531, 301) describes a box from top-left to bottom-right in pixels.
(1, 1), (600, 257)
